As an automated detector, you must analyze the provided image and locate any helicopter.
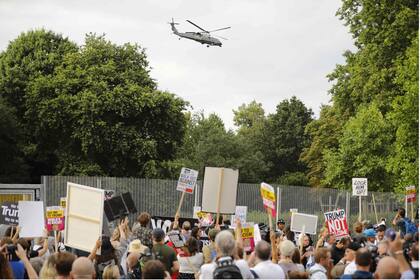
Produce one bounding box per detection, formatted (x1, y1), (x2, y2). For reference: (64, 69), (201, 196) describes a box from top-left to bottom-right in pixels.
(169, 18), (230, 47)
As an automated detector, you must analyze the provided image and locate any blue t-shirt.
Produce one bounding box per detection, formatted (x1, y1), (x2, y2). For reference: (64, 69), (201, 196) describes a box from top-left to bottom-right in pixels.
(10, 261), (25, 279)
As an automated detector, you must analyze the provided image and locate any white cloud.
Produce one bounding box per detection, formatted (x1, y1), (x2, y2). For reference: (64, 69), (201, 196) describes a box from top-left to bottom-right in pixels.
(0, 0), (355, 129)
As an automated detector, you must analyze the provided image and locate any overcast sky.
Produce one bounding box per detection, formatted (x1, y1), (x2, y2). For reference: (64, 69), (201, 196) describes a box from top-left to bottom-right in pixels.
(0, 0), (355, 129)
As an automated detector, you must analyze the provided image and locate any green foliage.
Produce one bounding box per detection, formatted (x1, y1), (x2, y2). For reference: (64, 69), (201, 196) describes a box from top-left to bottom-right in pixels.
(261, 96), (313, 182)
(323, 103), (393, 191)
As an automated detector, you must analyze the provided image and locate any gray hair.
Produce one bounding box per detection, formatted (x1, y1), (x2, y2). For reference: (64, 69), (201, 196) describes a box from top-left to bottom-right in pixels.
(215, 230), (236, 257)
(255, 240), (271, 261)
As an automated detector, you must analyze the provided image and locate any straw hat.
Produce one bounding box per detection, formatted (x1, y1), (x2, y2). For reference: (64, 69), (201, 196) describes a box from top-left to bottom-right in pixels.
(128, 239), (148, 254)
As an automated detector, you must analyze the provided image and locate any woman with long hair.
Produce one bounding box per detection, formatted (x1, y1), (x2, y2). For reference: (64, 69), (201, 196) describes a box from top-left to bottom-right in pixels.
(177, 237), (203, 279)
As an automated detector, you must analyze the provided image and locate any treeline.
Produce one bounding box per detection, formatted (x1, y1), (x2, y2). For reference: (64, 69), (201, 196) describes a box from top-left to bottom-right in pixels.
(0, 0), (418, 193)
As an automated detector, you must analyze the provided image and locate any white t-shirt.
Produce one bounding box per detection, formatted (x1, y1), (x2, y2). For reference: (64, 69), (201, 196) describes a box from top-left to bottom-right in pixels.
(178, 253), (204, 274)
(199, 258), (254, 279)
(251, 260), (286, 279)
(344, 261), (357, 275)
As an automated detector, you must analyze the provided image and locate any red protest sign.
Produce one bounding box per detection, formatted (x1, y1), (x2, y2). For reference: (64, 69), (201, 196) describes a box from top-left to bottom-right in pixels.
(46, 206), (65, 231)
(324, 209), (349, 239)
(260, 182), (276, 218)
(406, 186), (416, 203)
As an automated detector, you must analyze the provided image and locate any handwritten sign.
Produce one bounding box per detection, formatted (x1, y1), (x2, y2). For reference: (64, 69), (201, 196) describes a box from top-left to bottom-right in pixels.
(260, 182), (276, 217)
(324, 209), (349, 239)
(46, 206), (65, 231)
(231, 206), (247, 226)
(176, 168), (198, 193)
(241, 223), (255, 252)
(352, 178), (368, 196)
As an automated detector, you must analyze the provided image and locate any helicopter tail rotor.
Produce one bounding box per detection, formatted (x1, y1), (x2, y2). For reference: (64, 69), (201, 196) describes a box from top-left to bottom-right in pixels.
(168, 18), (180, 25)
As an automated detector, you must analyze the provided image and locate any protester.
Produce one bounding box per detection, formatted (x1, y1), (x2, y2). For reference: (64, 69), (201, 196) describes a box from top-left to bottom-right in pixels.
(39, 254), (57, 279)
(375, 256), (400, 279)
(250, 240), (285, 279)
(202, 228), (219, 264)
(142, 259), (170, 279)
(340, 248), (373, 279)
(393, 207), (408, 235)
(278, 240), (301, 276)
(102, 264), (120, 279)
(376, 225), (386, 243)
(277, 219), (286, 232)
(308, 247), (331, 279)
(351, 222), (366, 245)
(55, 251), (76, 278)
(199, 230), (253, 279)
(410, 243), (418, 278)
(331, 237), (349, 266)
(70, 257), (96, 279)
(152, 228), (180, 274)
(181, 221), (192, 242)
(132, 212), (153, 249)
(341, 242), (361, 276)
(177, 237), (203, 279)
(0, 251), (14, 279)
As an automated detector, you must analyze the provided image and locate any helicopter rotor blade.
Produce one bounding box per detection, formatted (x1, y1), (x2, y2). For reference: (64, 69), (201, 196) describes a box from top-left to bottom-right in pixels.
(208, 26), (231, 33)
(214, 35), (228, 40)
(186, 20), (208, 33)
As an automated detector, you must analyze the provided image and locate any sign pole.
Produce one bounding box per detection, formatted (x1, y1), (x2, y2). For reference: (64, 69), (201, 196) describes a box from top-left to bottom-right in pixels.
(10, 226), (14, 238)
(54, 230), (58, 253)
(176, 191), (186, 218)
(405, 194), (408, 214)
(411, 202), (414, 220)
(276, 187), (280, 225)
(215, 168), (225, 226)
(358, 196), (362, 222)
(372, 194), (378, 224)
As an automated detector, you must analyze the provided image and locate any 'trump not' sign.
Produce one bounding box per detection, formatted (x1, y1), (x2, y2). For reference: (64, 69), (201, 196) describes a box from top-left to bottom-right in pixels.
(352, 178), (368, 196)
(324, 209), (349, 239)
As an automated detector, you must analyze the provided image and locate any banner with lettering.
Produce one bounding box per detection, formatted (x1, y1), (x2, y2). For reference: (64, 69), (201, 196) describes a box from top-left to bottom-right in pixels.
(324, 209), (349, 239)
(46, 206), (65, 231)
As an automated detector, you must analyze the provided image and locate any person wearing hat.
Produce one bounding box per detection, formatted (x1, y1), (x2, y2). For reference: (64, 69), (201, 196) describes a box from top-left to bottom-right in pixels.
(152, 228), (179, 275)
(363, 228), (376, 249)
(277, 219), (286, 232)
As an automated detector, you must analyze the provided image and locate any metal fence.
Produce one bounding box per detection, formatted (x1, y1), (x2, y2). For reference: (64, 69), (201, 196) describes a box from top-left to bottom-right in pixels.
(42, 175), (406, 227)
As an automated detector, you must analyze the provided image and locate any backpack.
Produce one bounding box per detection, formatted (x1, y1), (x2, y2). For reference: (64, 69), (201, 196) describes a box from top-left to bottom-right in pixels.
(213, 257), (243, 279)
(403, 218), (418, 235)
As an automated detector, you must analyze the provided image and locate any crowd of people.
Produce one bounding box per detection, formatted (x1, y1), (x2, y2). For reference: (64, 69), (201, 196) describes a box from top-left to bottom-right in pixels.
(0, 207), (418, 279)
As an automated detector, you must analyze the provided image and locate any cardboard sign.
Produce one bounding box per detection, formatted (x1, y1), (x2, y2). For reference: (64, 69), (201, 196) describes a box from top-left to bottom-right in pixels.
(352, 178), (368, 196)
(0, 202), (19, 225)
(193, 206), (202, 219)
(64, 182), (104, 253)
(176, 168), (199, 193)
(201, 167), (239, 214)
(151, 216), (199, 233)
(260, 182), (276, 217)
(46, 206), (65, 231)
(290, 212), (318, 235)
(241, 222), (255, 252)
(253, 223), (262, 245)
(19, 201), (45, 238)
(167, 231), (185, 248)
(324, 209), (349, 239)
(231, 206), (247, 226)
(406, 186), (416, 203)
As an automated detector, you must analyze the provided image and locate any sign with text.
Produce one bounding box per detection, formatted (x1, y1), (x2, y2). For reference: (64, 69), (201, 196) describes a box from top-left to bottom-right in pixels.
(176, 168), (199, 193)
(0, 202), (19, 225)
(406, 186), (416, 203)
(46, 206), (65, 231)
(324, 209), (349, 239)
(352, 178), (368, 196)
(231, 206), (247, 226)
(241, 223), (255, 252)
(260, 182), (276, 217)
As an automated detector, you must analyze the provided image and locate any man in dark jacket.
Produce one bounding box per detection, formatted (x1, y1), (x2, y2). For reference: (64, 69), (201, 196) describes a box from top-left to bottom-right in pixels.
(340, 248), (373, 279)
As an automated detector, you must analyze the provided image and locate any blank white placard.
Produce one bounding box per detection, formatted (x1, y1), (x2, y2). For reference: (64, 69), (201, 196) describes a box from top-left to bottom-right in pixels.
(19, 201), (45, 238)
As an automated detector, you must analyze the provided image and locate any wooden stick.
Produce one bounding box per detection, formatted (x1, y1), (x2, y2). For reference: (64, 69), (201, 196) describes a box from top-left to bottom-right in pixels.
(176, 191), (186, 218)
(411, 202), (414, 221)
(10, 226), (14, 238)
(267, 207), (273, 231)
(215, 168), (225, 226)
(299, 225), (306, 256)
(54, 230), (58, 253)
(358, 196), (362, 222)
(372, 194), (378, 224)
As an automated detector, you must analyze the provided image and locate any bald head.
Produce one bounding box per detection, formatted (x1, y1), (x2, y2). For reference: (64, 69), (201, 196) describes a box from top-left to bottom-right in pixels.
(375, 256), (400, 279)
(127, 252), (140, 270)
(71, 257), (95, 279)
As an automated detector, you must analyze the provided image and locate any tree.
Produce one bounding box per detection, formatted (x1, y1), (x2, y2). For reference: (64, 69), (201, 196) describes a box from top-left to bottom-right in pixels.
(323, 103), (393, 191)
(300, 105), (342, 187)
(261, 96), (313, 183)
(387, 33), (419, 191)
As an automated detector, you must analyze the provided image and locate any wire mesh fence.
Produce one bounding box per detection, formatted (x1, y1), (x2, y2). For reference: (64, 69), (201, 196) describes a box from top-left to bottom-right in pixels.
(42, 175), (406, 228)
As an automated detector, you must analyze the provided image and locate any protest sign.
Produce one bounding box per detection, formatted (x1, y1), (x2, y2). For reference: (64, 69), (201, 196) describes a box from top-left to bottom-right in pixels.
(241, 222), (255, 252)
(253, 223), (262, 245)
(193, 206), (201, 219)
(64, 182), (104, 253)
(260, 183), (276, 218)
(176, 168), (199, 193)
(406, 186), (416, 203)
(60, 197), (66, 208)
(167, 231), (185, 248)
(290, 212), (318, 235)
(46, 206), (65, 231)
(0, 202), (19, 225)
(19, 201), (44, 238)
(104, 190), (115, 200)
(324, 209), (349, 239)
(352, 178), (368, 196)
(201, 167), (239, 224)
(151, 216), (199, 233)
(230, 206), (247, 226)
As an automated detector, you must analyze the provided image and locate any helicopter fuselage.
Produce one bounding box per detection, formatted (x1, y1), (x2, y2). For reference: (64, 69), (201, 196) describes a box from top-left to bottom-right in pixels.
(171, 23), (222, 47)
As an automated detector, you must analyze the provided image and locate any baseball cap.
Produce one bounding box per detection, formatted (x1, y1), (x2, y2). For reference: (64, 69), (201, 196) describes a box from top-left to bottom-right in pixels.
(363, 228), (376, 238)
(277, 219), (285, 224)
(347, 242), (361, 251)
(152, 228), (165, 241)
